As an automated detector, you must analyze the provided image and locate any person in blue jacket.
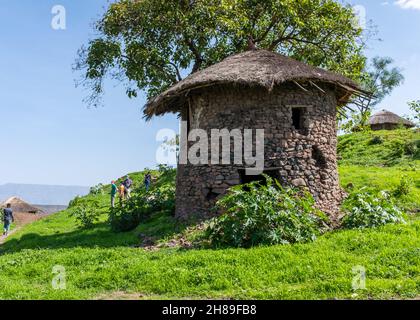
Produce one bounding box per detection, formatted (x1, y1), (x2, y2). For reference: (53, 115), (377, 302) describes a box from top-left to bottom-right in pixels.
(2, 203), (14, 236)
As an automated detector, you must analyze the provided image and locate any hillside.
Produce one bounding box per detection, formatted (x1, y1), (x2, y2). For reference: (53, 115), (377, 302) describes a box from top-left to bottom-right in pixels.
(0, 130), (419, 300)
(337, 129), (420, 167)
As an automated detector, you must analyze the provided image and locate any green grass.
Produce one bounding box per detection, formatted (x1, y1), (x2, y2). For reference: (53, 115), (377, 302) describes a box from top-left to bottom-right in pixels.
(339, 166), (420, 213)
(0, 216), (419, 300)
(338, 129), (420, 167)
(0, 131), (419, 300)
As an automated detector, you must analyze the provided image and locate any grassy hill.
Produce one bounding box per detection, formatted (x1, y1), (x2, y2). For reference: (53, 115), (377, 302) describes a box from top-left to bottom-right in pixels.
(0, 129), (419, 300)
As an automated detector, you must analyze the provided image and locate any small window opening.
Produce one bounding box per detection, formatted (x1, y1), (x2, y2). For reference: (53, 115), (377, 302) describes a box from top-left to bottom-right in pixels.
(292, 107), (304, 130)
(312, 145), (327, 168)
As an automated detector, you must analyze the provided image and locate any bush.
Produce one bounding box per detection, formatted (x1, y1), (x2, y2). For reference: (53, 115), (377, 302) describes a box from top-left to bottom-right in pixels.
(109, 168), (176, 232)
(68, 198), (101, 228)
(109, 204), (143, 232)
(393, 175), (414, 197)
(369, 136), (383, 145)
(205, 176), (329, 248)
(90, 184), (104, 195)
(342, 188), (405, 229)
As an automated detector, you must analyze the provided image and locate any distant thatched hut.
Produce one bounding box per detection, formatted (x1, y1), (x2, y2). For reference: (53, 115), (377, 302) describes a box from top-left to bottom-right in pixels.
(145, 49), (368, 220)
(0, 197), (44, 214)
(369, 109), (415, 131)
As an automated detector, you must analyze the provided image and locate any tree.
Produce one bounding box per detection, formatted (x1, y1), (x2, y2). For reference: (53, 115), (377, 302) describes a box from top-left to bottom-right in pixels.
(75, 0), (369, 107)
(408, 100), (420, 125)
(341, 56), (404, 133)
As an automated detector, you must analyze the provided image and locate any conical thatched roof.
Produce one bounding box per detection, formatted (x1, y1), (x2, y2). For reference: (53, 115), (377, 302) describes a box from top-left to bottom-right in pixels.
(144, 49), (367, 119)
(369, 110), (415, 127)
(0, 196), (44, 214)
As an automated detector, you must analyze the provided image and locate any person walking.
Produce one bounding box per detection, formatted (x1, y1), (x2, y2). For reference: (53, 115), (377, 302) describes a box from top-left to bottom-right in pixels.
(2, 203), (14, 237)
(144, 172), (152, 191)
(110, 181), (118, 208)
(123, 175), (133, 199)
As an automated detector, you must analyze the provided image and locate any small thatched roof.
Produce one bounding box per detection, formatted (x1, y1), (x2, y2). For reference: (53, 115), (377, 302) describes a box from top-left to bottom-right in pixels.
(144, 49), (368, 119)
(0, 197), (44, 214)
(369, 110), (415, 127)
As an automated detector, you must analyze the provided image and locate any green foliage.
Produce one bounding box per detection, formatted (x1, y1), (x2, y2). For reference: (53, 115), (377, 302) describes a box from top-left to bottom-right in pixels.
(408, 100), (420, 125)
(342, 189), (406, 230)
(206, 176), (328, 248)
(337, 129), (420, 166)
(361, 57), (404, 107)
(340, 57), (404, 132)
(369, 135), (383, 145)
(76, 0), (367, 106)
(339, 165), (420, 214)
(393, 175), (414, 198)
(109, 204), (143, 232)
(340, 109), (372, 133)
(1, 166), (419, 299)
(108, 166), (176, 232)
(90, 183), (104, 195)
(68, 198), (101, 229)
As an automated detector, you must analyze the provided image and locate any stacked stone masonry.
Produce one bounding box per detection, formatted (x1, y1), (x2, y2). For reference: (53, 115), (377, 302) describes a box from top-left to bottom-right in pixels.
(175, 84), (344, 220)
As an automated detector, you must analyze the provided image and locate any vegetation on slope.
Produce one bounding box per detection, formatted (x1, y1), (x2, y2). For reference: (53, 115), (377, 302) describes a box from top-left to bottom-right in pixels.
(337, 129), (419, 167)
(0, 130), (419, 299)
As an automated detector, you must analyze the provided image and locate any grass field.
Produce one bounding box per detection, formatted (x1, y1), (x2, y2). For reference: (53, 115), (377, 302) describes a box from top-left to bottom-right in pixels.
(0, 129), (419, 300)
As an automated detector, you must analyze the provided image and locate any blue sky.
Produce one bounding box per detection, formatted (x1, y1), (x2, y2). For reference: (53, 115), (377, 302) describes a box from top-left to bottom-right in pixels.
(0, 0), (418, 187)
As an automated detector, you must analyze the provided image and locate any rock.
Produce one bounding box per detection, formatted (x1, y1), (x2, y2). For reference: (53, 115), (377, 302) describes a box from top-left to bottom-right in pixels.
(292, 178), (306, 187)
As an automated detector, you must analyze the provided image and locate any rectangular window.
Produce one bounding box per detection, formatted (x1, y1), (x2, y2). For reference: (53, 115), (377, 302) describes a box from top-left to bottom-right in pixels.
(293, 107), (305, 130)
(292, 108), (302, 129)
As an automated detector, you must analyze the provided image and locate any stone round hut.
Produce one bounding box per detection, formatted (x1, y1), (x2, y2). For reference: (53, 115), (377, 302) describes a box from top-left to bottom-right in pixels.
(145, 50), (368, 220)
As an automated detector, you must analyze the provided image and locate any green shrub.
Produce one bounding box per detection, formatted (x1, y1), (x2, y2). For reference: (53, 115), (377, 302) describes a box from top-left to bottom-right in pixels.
(369, 136), (383, 145)
(393, 175), (414, 197)
(109, 204), (143, 232)
(109, 167), (176, 232)
(68, 198), (101, 228)
(206, 176), (329, 248)
(342, 188), (406, 229)
(90, 183), (104, 195)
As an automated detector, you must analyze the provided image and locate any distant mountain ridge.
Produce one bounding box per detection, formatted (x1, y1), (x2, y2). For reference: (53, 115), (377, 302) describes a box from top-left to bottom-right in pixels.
(0, 183), (90, 206)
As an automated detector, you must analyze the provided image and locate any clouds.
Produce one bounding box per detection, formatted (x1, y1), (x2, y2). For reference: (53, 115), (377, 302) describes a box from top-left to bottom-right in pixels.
(394, 0), (420, 10)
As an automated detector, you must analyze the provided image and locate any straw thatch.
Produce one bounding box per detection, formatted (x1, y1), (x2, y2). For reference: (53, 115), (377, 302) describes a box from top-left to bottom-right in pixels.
(369, 110), (415, 128)
(144, 49), (368, 119)
(0, 197), (45, 214)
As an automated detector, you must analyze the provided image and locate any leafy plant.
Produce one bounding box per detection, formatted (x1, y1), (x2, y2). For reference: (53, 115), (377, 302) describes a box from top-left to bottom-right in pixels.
(68, 199), (101, 229)
(369, 136), (383, 145)
(393, 175), (414, 197)
(109, 204), (143, 233)
(342, 188), (405, 229)
(206, 176), (328, 248)
(90, 183), (104, 195)
(109, 167), (176, 232)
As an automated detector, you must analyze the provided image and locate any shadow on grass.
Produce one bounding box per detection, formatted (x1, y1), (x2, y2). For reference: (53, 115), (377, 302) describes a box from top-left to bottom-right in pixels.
(0, 213), (191, 254)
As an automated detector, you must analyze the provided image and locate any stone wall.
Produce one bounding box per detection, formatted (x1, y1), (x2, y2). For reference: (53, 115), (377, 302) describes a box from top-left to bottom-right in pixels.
(175, 84), (344, 221)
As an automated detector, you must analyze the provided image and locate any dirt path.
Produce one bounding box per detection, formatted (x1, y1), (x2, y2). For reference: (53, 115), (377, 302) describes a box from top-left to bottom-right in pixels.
(0, 212), (46, 245)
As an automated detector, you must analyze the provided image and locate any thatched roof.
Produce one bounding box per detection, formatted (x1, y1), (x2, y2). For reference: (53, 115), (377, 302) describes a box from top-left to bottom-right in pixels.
(0, 197), (44, 214)
(369, 110), (415, 127)
(144, 49), (368, 119)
